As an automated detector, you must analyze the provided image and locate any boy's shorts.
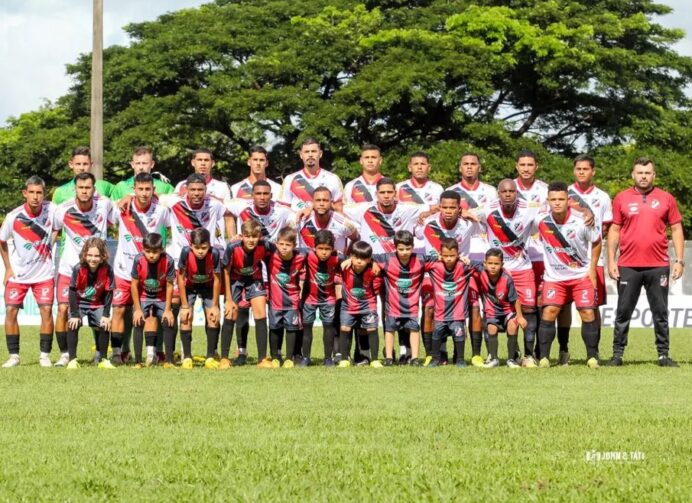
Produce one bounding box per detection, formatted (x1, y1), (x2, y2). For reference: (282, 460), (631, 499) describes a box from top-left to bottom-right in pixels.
(485, 313), (517, 333)
(340, 310), (379, 331)
(433, 321), (466, 341)
(383, 316), (420, 333)
(268, 308), (302, 331)
(186, 287), (216, 310)
(70, 306), (106, 328)
(303, 303), (336, 325)
(231, 279), (265, 304)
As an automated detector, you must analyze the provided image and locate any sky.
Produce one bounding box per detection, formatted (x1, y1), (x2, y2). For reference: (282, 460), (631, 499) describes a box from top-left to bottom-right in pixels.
(0, 0), (691, 126)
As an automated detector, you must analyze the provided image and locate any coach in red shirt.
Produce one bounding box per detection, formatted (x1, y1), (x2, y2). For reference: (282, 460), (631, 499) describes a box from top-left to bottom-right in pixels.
(607, 157), (684, 367)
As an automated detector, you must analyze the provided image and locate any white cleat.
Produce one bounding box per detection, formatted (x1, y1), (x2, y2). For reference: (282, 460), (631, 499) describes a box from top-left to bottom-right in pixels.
(54, 353), (70, 367)
(2, 354), (20, 368)
(145, 354), (158, 367)
(39, 353), (53, 368)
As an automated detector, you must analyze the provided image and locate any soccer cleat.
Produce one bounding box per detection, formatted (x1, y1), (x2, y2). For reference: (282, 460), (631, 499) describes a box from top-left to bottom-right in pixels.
(297, 357), (310, 368)
(162, 362), (175, 369)
(558, 351), (570, 366)
(173, 351), (182, 364)
(455, 360), (467, 368)
(506, 359), (521, 368)
(337, 359), (351, 368)
(370, 360), (383, 368)
(39, 354), (53, 368)
(483, 358), (500, 369)
(204, 357), (219, 370)
(383, 358), (394, 367)
(586, 357), (600, 369)
(522, 356), (537, 368)
(356, 358), (371, 367)
(66, 359), (80, 370)
(181, 358), (194, 370)
(471, 355), (484, 368)
(658, 355), (679, 368)
(2, 355), (20, 368)
(219, 358), (232, 370)
(409, 358), (422, 367)
(110, 353), (123, 365)
(423, 355), (433, 367)
(133, 362), (144, 369)
(98, 359), (115, 369)
(607, 356), (624, 366)
(156, 352), (166, 365)
(145, 354), (158, 367)
(427, 359), (440, 368)
(120, 351), (131, 364)
(283, 359), (295, 369)
(192, 355), (206, 364)
(323, 358), (335, 367)
(257, 358), (274, 369)
(233, 354), (248, 366)
(538, 357), (551, 368)
(398, 354), (411, 365)
(54, 353), (70, 367)
(271, 359), (281, 369)
(92, 351), (101, 365)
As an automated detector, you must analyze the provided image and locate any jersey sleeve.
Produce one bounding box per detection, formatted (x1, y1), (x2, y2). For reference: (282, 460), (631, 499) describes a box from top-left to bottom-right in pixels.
(165, 255), (176, 282)
(506, 276), (518, 303)
(342, 203), (367, 222)
(0, 213), (13, 242)
(178, 247), (189, 273)
(666, 194), (683, 226)
(611, 194), (624, 226)
(130, 260), (141, 281)
(279, 175), (294, 206)
(225, 198), (250, 217)
(53, 206), (65, 231)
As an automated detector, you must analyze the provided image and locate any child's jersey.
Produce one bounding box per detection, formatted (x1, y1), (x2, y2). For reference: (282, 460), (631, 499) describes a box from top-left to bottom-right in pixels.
(222, 240), (272, 282)
(69, 263), (115, 315)
(178, 246), (221, 290)
(473, 269), (518, 319)
(425, 261), (481, 322)
(372, 253), (433, 319)
(302, 250), (344, 305)
(265, 249), (308, 311)
(130, 252), (175, 302)
(340, 265), (379, 315)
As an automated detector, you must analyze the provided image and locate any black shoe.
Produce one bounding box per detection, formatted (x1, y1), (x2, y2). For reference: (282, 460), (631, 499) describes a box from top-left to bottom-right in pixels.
(232, 354), (248, 366)
(658, 355), (679, 367)
(398, 354), (410, 365)
(428, 359), (440, 368)
(607, 356), (623, 366)
(323, 358), (335, 367)
(297, 357), (310, 368)
(384, 358), (394, 367)
(356, 358), (371, 367)
(409, 358), (422, 367)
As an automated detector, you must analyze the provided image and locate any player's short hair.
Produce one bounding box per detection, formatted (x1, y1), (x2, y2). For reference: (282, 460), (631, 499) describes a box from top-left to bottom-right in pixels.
(573, 154), (594, 168)
(633, 157), (655, 170)
(361, 144), (381, 153)
(313, 186), (332, 198)
(548, 181), (568, 193)
(190, 228), (211, 246)
(485, 248), (503, 261)
(460, 151), (480, 163)
(314, 229), (335, 247)
(350, 240), (373, 260)
(25, 175), (46, 189)
(132, 146), (153, 158)
(409, 150), (429, 162)
(249, 145), (268, 156)
(300, 137), (321, 150)
(143, 233), (164, 251)
(253, 180), (271, 191)
(79, 237), (109, 266)
(71, 146), (91, 159)
(394, 230), (414, 247)
(241, 219), (262, 237)
(440, 237), (458, 252)
(74, 172), (96, 185)
(376, 177), (396, 190)
(516, 149), (538, 162)
(277, 226), (297, 245)
(186, 173), (207, 186)
(134, 172), (154, 185)
(439, 190), (461, 203)
(192, 148), (214, 160)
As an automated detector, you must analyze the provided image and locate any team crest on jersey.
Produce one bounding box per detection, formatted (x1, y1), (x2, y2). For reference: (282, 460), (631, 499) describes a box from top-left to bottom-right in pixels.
(628, 203), (638, 215)
(651, 199), (660, 209)
(566, 229), (577, 240)
(497, 292), (505, 300)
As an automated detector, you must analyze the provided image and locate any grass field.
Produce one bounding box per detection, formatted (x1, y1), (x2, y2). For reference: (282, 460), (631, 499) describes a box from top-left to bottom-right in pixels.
(0, 327), (690, 501)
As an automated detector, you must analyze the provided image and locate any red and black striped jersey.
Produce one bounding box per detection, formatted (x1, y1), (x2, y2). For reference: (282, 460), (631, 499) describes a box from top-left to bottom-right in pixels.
(341, 265), (380, 315)
(130, 252), (175, 301)
(178, 246), (221, 290)
(223, 240), (272, 282)
(473, 269), (518, 319)
(264, 249), (308, 311)
(372, 253), (434, 319)
(302, 250), (344, 305)
(69, 263), (115, 316)
(425, 261), (481, 322)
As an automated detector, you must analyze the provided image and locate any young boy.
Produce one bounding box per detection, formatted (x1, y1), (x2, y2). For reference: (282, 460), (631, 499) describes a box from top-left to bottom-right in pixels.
(338, 241), (382, 368)
(178, 228), (222, 369)
(222, 219), (271, 368)
(425, 238), (479, 368)
(264, 227), (308, 368)
(65, 237), (115, 369)
(130, 233), (176, 367)
(474, 248), (527, 368)
(372, 230), (431, 366)
(302, 230), (343, 366)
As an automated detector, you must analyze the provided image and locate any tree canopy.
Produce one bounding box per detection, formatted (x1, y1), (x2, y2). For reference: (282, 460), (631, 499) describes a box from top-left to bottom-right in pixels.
(1, 0), (691, 228)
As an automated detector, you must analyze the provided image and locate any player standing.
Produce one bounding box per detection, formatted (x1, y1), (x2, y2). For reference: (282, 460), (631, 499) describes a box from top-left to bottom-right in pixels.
(297, 187), (359, 253)
(110, 146), (174, 201)
(396, 151), (444, 207)
(343, 145), (383, 204)
(229, 146), (282, 199)
(52, 146), (113, 204)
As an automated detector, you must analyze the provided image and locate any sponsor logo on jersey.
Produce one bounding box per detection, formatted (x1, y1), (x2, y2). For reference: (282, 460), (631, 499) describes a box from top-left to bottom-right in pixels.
(351, 287), (366, 300)
(144, 279), (162, 292)
(276, 272), (290, 286)
(83, 286), (96, 300)
(315, 272), (330, 285)
(651, 199), (660, 209)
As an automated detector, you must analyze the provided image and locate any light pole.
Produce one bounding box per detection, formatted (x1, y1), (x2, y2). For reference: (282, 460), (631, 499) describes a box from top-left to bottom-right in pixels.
(90, 0), (103, 180)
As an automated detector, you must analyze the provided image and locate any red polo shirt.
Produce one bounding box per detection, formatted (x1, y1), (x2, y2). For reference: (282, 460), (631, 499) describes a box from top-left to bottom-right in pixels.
(612, 187), (682, 267)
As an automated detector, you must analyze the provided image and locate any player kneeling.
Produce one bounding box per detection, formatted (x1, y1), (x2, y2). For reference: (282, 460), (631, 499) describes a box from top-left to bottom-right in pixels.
(474, 249), (527, 368)
(178, 228), (222, 370)
(130, 233), (176, 368)
(65, 238), (115, 369)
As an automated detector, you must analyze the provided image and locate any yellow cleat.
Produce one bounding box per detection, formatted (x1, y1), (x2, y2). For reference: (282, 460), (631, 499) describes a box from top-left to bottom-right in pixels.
(587, 357), (600, 369)
(370, 360), (384, 368)
(162, 362), (175, 369)
(257, 358), (274, 369)
(471, 355), (485, 368)
(338, 359), (351, 368)
(423, 355), (433, 367)
(66, 359), (80, 370)
(181, 358), (194, 370)
(204, 357), (219, 369)
(97, 359), (115, 369)
(282, 359), (294, 368)
(539, 357), (551, 369)
(219, 358), (232, 370)
(192, 355), (206, 364)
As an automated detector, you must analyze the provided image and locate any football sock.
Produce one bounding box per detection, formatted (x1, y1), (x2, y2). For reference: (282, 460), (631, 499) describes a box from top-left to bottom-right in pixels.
(338, 330), (352, 358)
(557, 326), (570, 352)
(92, 328), (99, 347)
(422, 332), (433, 354)
(398, 328), (410, 356)
(180, 330), (193, 360)
(97, 328), (109, 361)
(470, 330), (483, 356)
(453, 338), (465, 362)
(110, 332), (124, 355)
(431, 336), (442, 360)
(507, 335), (519, 361)
(145, 331), (157, 349)
(321, 324), (335, 359)
(206, 326), (220, 358)
(122, 306), (133, 352)
(39, 333), (52, 354)
(269, 328), (282, 360)
(255, 318), (268, 361)
(164, 322), (177, 364)
(133, 326), (144, 363)
(581, 320), (599, 360)
(236, 308), (249, 350)
(303, 324), (314, 359)
(523, 311), (537, 357)
(538, 320), (556, 361)
(220, 320), (234, 358)
(6, 334), (19, 354)
(66, 329), (78, 360)
(55, 331), (68, 353)
(293, 330), (303, 358)
(155, 325), (164, 353)
(486, 333), (498, 360)
(368, 330), (379, 362)
(286, 330), (299, 360)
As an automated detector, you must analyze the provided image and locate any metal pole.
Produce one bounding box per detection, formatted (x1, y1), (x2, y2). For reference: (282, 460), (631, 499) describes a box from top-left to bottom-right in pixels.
(90, 0), (104, 180)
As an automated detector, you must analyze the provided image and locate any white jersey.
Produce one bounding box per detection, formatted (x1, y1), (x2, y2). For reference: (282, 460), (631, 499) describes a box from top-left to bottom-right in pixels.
(534, 210), (600, 282)
(0, 201), (56, 283)
(229, 177), (282, 200)
(298, 212), (358, 252)
(483, 200), (535, 272)
(568, 183), (613, 267)
(515, 178), (549, 262)
(344, 202), (427, 254)
(396, 179), (444, 205)
(175, 177), (231, 202)
(110, 201), (170, 280)
(343, 175), (381, 204)
(54, 197), (113, 277)
(280, 168), (344, 210)
(447, 180), (498, 260)
(414, 214), (479, 258)
(166, 195), (227, 263)
(225, 199), (296, 242)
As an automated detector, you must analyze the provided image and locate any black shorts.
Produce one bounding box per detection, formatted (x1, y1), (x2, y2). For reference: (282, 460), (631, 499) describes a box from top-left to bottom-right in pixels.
(71, 307), (105, 328)
(231, 280), (265, 304)
(485, 313), (517, 333)
(383, 316), (420, 333)
(302, 303), (336, 325)
(268, 308), (302, 331)
(433, 321), (466, 341)
(186, 288), (215, 310)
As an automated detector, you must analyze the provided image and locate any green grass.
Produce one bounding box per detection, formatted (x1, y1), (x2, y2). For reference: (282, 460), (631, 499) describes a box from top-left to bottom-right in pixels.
(0, 327), (690, 501)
